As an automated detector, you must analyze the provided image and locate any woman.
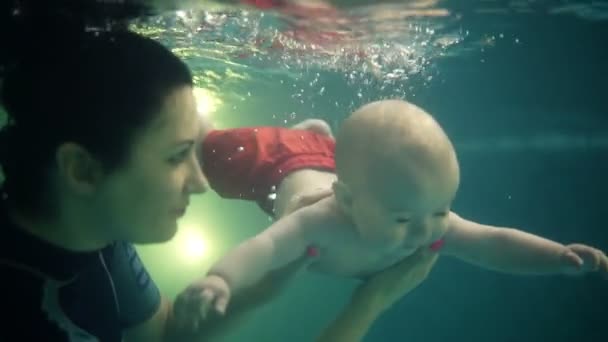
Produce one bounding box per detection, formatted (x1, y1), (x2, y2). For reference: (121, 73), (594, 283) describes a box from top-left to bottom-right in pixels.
(0, 26), (437, 342)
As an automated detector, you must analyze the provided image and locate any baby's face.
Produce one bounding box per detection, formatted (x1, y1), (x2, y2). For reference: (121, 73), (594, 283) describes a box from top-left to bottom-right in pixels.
(349, 154), (459, 251)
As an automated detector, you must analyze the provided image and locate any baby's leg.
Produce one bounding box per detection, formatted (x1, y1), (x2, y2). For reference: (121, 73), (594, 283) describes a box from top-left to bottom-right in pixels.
(274, 169), (337, 219)
(290, 119), (334, 138)
(268, 120), (336, 218)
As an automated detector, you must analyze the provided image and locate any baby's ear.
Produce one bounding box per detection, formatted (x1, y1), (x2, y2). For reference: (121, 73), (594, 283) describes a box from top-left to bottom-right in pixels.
(332, 180), (353, 216)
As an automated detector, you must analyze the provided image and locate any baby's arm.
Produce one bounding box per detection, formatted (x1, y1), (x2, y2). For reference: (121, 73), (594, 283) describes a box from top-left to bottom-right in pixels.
(185, 202), (332, 317)
(209, 207), (324, 292)
(441, 212), (608, 275)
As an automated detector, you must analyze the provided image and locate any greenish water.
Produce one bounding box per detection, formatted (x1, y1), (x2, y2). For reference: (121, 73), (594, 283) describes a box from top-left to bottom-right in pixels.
(132, 3), (607, 341)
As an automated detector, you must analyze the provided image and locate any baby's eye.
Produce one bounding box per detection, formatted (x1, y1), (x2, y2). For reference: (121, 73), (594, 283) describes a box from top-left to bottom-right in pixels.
(434, 211), (449, 217)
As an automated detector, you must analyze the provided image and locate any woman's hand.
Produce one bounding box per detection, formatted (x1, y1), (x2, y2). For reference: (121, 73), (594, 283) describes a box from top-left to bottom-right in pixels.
(355, 247), (439, 312)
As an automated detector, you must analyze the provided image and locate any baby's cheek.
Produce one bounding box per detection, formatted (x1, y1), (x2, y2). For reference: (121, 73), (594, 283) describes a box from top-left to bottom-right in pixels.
(432, 222), (449, 239)
(391, 226), (408, 244)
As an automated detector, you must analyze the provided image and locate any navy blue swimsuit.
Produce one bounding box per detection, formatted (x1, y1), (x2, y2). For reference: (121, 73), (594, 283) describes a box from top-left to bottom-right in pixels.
(0, 210), (161, 341)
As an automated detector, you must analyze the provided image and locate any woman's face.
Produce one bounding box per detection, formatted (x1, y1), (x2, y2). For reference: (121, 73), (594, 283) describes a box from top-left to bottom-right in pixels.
(95, 86), (208, 244)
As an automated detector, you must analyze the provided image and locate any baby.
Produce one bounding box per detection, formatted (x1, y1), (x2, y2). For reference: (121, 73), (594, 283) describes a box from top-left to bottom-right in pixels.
(185, 99), (608, 318)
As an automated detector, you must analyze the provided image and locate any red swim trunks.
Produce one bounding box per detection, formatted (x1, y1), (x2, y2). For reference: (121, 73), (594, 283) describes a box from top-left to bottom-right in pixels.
(201, 127), (336, 215)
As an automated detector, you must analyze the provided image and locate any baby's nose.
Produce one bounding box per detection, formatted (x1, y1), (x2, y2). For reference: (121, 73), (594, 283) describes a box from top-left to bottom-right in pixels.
(407, 221), (432, 244)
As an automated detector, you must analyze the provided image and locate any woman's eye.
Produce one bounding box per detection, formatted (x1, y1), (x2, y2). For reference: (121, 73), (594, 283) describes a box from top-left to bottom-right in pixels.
(169, 150), (189, 164)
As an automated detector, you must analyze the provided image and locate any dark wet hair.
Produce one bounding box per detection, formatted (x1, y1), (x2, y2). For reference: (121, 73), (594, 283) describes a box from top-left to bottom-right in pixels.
(0, 23), (193, 216)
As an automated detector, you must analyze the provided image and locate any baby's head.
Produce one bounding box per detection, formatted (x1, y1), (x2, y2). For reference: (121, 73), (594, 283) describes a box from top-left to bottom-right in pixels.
(333, 100), (459, 250)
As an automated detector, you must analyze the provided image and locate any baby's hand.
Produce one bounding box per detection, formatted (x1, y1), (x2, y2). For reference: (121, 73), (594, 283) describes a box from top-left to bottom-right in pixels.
(195, 274), (231, 317)
(560, 244), (608, 278)
(173, 274), (232, 331)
